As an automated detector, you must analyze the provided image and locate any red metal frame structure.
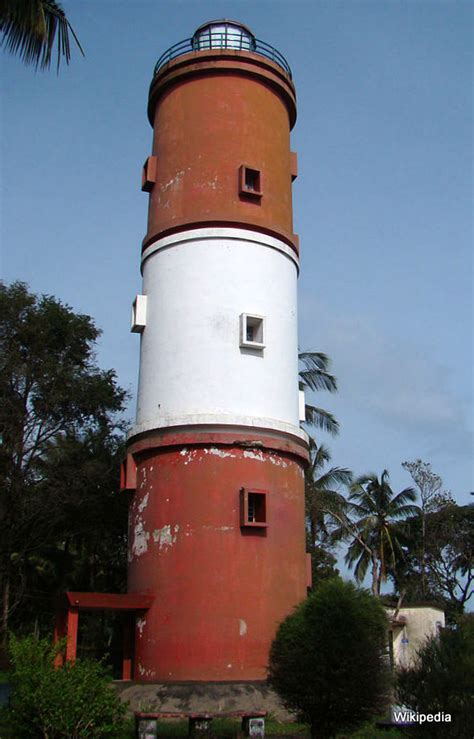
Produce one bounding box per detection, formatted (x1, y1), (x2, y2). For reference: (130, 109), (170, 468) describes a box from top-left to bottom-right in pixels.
(53, 592), (153, 679)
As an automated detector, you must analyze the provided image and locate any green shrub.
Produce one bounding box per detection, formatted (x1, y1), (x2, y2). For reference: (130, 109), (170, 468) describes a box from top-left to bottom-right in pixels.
(3, 634), (127, 737)
(268, 578), (391, 739)
(396, 614), (474, 738)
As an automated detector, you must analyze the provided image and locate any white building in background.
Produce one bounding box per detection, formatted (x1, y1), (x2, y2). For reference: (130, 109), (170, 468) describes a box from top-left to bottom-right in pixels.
(387, 606), (445, 669)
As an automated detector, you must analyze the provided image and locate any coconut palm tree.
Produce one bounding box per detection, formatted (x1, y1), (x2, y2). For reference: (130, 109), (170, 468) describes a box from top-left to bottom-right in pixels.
(299, 351), (339, 436)
(305, 442), (352, 549)
(344, 470), (419, 595)
(1, 0), (83, 70)
(305, 441), (352, 581)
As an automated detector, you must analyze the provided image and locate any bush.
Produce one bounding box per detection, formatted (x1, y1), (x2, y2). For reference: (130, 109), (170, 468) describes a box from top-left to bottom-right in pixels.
(396, 614), (474, 738)
(2, 634), (127, 737)
(268, 578), (391, 739)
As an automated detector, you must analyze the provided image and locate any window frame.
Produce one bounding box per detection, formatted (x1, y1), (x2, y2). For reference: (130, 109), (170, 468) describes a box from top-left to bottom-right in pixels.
(239, 313), (265, 350)
(239, 164), (263, 199)
(240, 488), (268, 529)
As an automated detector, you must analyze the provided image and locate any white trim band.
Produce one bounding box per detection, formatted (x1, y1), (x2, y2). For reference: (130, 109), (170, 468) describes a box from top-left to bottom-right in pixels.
(141, 227), (300, 272)
(129, 414), (309, 444)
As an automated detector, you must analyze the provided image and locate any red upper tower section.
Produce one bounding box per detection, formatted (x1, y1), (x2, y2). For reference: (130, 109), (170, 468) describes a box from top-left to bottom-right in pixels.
(142, 20), (299, 252)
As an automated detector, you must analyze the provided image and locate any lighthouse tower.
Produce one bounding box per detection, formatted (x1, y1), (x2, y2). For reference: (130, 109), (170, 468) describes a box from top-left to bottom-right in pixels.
(123, 20), (309, 682)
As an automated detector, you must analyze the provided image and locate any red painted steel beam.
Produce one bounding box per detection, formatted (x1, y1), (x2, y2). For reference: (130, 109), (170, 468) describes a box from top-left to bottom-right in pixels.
(65, 608), (79, 663)
(65, 592), (153, 611)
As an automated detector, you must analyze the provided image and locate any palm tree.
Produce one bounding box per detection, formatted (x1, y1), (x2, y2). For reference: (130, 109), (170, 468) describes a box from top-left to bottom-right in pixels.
(305, 441), (352, 581)
(299, 351), (339, 436)
(1, 0), (83, 70)
(305, 442), (352, 551)
(344, 470), (419, 596)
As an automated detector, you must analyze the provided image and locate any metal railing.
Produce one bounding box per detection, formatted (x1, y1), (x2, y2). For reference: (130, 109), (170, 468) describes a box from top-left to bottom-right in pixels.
(152, 33), (292, 80)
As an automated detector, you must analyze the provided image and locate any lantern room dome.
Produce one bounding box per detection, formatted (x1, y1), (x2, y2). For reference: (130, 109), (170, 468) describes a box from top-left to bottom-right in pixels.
(152, 19), (292, 80)
(192, 19), (256, 51)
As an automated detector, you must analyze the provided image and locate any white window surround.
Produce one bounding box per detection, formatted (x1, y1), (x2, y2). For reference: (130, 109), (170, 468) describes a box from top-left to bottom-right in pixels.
(131, 294), (147, 333)
(239, 313), (265, 350)
(298, 389), (306, 422)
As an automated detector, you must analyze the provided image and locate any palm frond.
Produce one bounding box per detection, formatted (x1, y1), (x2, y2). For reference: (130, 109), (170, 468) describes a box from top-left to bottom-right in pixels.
(351, 473), (378, 489)
(304, 404), (339, 435)
(348, 488), (379, 513)
(388, 503), (421, 519)
(1, 0), (84, 70)
(298, 351), (338, 393)
(389, 487), (418, 509)
(310, 442), (331, 471)
(345, 541), (371, 582)
(314, 467), (353, 491)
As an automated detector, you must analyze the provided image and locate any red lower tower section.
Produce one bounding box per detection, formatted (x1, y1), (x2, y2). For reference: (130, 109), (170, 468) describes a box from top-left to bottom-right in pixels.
(126, 429), (307, 681)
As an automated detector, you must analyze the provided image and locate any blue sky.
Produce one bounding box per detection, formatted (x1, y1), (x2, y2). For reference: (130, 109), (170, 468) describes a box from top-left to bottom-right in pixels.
(1, 1), (472, 515)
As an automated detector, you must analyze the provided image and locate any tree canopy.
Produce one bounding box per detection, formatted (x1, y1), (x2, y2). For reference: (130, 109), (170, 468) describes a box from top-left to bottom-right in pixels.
(0, 281), (127, 647)
(397, 614), (474, 739)
(342, 470), (418, 596)
(268, 578), (390, 738)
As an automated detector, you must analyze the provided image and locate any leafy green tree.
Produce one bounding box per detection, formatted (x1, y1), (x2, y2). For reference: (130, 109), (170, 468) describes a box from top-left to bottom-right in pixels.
(36, 429), (128, 595)
(0, 0), (83, 70)
(268, 578), (391, 738)
(2, 634), (127, 737)
(343, 471), (418, 595)
(305, 443), (352, 583)
(298, 352), (339, 436)
(0, 281), (127, 644)
(401, 459), (453, 598)
(391, 503), (474, 619)
(397, 614), (474, 739)
(13, 429), (129, 648)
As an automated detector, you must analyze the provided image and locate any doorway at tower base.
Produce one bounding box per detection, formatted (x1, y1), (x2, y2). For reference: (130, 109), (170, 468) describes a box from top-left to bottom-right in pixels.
(113, 680), (296, 723)
(124, 426), (309, 682)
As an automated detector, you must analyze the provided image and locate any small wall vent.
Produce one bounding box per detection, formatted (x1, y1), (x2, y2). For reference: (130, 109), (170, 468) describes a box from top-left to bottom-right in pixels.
(131, 295), (147, 333)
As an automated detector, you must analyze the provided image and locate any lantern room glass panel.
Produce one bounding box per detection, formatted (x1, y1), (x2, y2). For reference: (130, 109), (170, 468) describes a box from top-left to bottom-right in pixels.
(192, 21), (256, 52)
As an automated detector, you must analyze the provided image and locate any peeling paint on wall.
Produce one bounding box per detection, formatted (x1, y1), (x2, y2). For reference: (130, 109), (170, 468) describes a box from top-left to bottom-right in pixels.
(239, 619), (247, 636)
(243, 449), (265, 462)
(137, 618), (147, 637)
(203, 447), (235, 458)
(131, 520), (150, 558)
(152, 523), (180, 550)
(137, 662), (156, 678)
(160, 170), (185, 192)
(179, 448), (199, 465)
(138, 492), (149, 513)
(269, 455), (288, 468)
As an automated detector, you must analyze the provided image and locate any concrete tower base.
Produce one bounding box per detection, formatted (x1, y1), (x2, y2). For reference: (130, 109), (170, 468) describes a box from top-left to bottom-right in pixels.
(114, 680), (294, 722)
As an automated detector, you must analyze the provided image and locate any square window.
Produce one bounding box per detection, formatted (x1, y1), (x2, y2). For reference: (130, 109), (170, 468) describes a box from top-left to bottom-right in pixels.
(240, 488), (268, 528)
(240, 313), (265, 350)
(239, 165), (262, 199)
